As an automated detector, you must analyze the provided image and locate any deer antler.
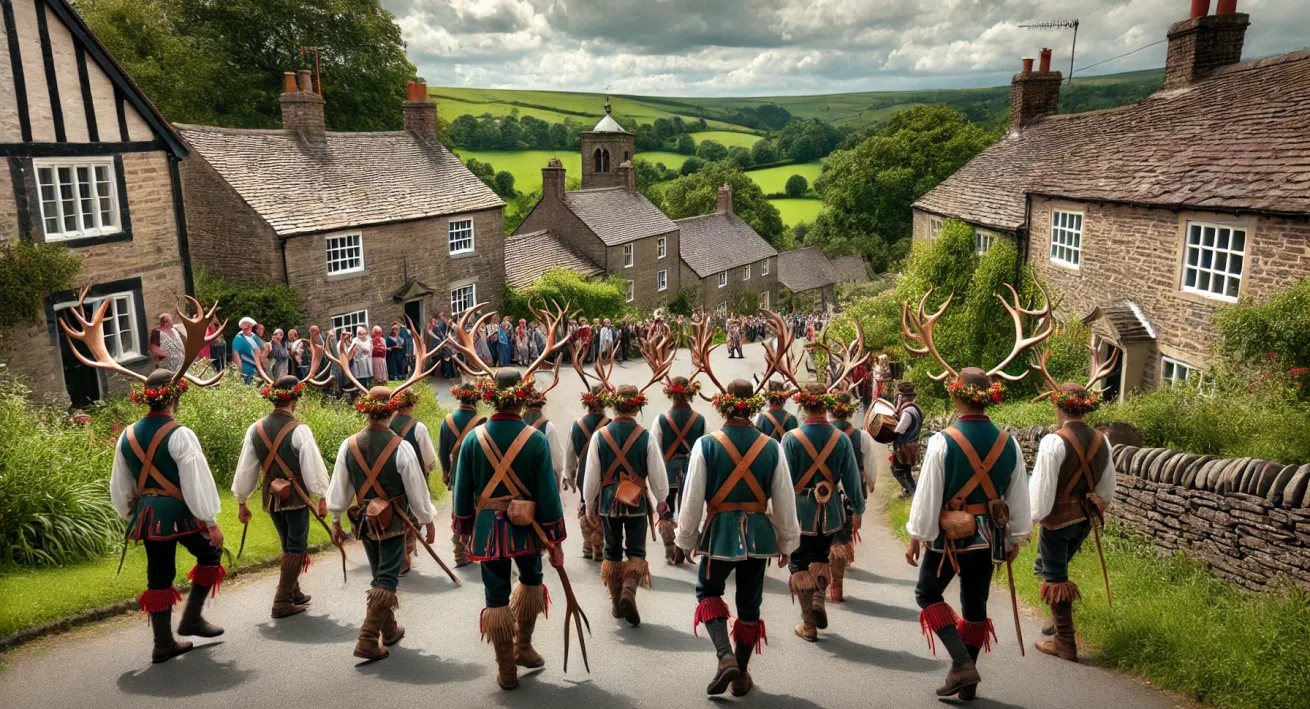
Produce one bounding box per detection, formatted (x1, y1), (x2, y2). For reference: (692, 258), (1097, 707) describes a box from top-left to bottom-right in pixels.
(1029, 348), (1064, 402)
(988, 282), (1054, 381)
(900, 287), (958, 382)
(636, 332), (676, 394)
(1086, 344), (1120, 391)
(323, 337), (367, 394)
(57, 287), (148, 383)
(170, 296), (226, 387)
(387, 316), (444, 403)
(687, 313), (725, 398)
(592, 348), (618, 395)
(811, 319), (869, 394)
(523, 299), (573, 388)
(445, 305), (498, 380)
(304, 338), (334, 387)
(757, 309), (802, 394)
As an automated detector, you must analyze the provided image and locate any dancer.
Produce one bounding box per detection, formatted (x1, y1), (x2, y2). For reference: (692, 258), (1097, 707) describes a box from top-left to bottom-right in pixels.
(564, 339), (610, 561)
(827, 392), (877, 602)
(754, 380), (798, 440)
(439, 379), (488, 567)
(390, 386), (438, 575)
(652, 376), (705, 564)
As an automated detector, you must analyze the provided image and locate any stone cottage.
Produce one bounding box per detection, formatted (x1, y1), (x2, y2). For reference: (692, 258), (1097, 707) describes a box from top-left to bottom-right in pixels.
(0, 0), (193, 406)
(177, 77), (504, 337)
(912, 1), (1310, 399)
(675, 184), (778, 313)
(778, 246), (839, 311)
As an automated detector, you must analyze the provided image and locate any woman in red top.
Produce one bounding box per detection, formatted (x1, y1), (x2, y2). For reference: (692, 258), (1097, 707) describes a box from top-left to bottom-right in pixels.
(371, 325), (388, 383)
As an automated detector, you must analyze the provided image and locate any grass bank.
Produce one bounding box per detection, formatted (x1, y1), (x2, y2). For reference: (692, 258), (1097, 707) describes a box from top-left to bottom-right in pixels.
(881, 478), (1310, 709)
(745, 160), (823, 193)
(769, 197), (822, 227)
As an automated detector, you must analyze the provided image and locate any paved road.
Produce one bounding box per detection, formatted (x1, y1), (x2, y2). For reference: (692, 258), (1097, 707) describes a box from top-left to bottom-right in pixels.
(0, 345), (1176, 709)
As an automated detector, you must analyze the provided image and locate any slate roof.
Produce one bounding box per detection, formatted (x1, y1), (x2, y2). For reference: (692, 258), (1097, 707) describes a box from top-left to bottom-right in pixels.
(504, 229), (604, 288)
(675, 212), (778, 278)
(175, 125), (504, 237)
(1082, 300), (1157, 344)
(778, 247), (837, 293)
(562, 187), (677, 246)
(914, 50), (1310, 231)
(830, 254), (869, 283)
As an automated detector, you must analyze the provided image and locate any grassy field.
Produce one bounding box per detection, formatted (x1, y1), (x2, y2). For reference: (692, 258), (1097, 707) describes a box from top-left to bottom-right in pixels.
(636, 151), (690, 171)
(691, 130), (761, 148)
(432, 86), (744, 131)
(747, 161), (824, 193)
(769, 198), (823, 227)
(457, 149), (579, 193)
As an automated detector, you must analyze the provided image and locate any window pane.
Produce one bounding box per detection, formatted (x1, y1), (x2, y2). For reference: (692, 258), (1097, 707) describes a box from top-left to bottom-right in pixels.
(1214, 253), (1227, 271)
(1202, 227), (1215, 247)
(1198, 272), (1210, 290)
(1231, 230), (1245, 252)
(1217, 229), (1229, 250)
(1189, 225), (1201, 244)
(1201, 250), (1212, 269)
(1228, 254), (1243, 275)
(1184, 268), (1196, 287)
(1225, 278), (1239, 298)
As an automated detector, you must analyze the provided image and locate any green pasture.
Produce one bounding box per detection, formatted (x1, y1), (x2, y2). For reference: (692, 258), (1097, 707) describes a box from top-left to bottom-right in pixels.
(690, 130), (761, 148)
(432, 86), (743, 131)
(636, 151), (690, 171)
(769, 198), (823, 227)
(457, 149), (580, 193)
(747, 161), (824, 193)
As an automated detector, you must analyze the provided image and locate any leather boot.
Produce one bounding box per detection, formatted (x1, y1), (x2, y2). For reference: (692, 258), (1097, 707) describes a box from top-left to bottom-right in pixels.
(1036, 601), (1078, 661)
(812, 586), (829, 630)
(730, 626), (757, 697)
(176, 583), (224, 637)
(659, 519), (678, 565)
(830, 552), (848, 603)
(601, 560), (624, 618)
(510, 584), (547, 669)
(400, 529), (415, 575)
(494, 640), (518, 690)
(353, 593), (389, 661)
(1041, 616), (1055, 636)
(292, 582), (311, 606)
(272, 553), (309, 619)
(149, 611), (193, 663)
(381, 602), (405, 647)
(483, 606), (518, 689)
(452, 533), (470, 568)
(959, 644), (981, 701)
(514, 616), (544, 668)
(619, 558), (647, 628)
(933, 625), (981, 697)
(794, 590), (817, 642)
(703, 618), (740, 695)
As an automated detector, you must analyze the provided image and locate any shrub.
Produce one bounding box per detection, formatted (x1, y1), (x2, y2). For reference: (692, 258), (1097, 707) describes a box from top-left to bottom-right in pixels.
(195, 268), (303, 339)
(696, 139), (728, 162)
(727, 145), (753, 169)
(750, 139), (777, 166)
(504, 268), (628, 323)
(494, 170), (517, 198)
(784, 174), (808, 197)
(1214, 277), (1310, 396)
(0, 241), (81, 330)
(680, 156), (706, 175)
(666, 288), (696, 318)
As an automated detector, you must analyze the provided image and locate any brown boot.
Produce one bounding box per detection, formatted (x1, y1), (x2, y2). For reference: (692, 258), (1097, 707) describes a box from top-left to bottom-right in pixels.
(272, 553), (309, 619)
(510, 584), (547, 669)
(380, 593), (405, 647)
(1036, 601), (1078, 661)
(731, 672), (753, 697)
(937, 660), (982, 697)
(482, 606), (518, 690)
(1041, 616), (1055, 636)
(830, 546), (849, 603)
(291, 582), (311, 606)
(452, 533), (471, 568)
(601, 559), (624, 617)
(659, 519), (678, 565)
(810, 562), (831, 630)
(353, 588), (395, 661)
(619, 558), (649, 628)
(794, 590), (817, 642)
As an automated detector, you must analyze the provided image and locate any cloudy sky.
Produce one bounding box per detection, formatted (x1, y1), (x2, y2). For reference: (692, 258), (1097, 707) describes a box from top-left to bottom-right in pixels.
(381, 0), (1306, 96)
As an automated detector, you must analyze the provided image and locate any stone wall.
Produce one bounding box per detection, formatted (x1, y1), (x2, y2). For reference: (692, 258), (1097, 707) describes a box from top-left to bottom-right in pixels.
(178, 153), (284, 284)
(600, 231), (680, 310)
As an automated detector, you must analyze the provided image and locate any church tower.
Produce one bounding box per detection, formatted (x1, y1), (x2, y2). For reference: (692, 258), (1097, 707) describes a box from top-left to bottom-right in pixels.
(580, 98), (636, 189)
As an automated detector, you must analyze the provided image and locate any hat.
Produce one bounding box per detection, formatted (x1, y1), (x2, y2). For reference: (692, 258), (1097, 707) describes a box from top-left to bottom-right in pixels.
(896, 381), (917, 396)
(239, 316), (256, 327)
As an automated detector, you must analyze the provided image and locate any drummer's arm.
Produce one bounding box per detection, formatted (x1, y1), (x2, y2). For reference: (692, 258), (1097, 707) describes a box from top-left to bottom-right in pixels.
(894, 411), (914, 434)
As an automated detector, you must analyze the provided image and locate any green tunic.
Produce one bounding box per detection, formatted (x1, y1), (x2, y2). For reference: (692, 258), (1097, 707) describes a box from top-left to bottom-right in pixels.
(657, 406), (704, 490)
(253, 411), (306, 511)
(832, 420), (868, 545)
(438, 407), (485, 482)
(783, 420), (865, 536)
(568, 412), (610, 504)
(452, 415), (566, 560)
(754, 407), (798, 441)
(695, 424), (782, 560)
(929, 416), (1019, 553)
(120, 415), (204, 541)
(344, 427), (409, 541)
(593, 420), (653, 517)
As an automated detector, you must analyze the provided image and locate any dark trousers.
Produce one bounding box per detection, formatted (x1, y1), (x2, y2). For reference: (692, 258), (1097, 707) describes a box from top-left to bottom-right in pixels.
(787, 533), (834, 574)
(481, 553), (544, 608)
(915, 548), (995, 623)
(144, 532), (222, 590)
(1035, 521), (1091, 583)
(660, 487), (679, 521)
(362, 534), (405, 591)
(891, 461), (917, 496)
(696, 556), (767, 623)
(602, 515), (648, 561)
(269, 507), (310, 555)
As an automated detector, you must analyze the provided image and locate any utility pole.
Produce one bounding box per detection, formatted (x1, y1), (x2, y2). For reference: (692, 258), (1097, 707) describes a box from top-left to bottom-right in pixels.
(1018, 20), (1080, 84)
(299, 47), (322, 95)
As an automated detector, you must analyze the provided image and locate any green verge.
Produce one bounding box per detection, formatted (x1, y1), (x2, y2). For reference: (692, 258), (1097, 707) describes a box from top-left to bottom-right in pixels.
(881, 476), (1310, 709)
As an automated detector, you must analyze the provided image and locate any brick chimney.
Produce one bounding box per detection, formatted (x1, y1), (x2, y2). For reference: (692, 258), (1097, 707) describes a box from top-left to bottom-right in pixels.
(716, 183), (734, 215)
(1162, 0), (1250, 90)
(280, 70), (326, 143)
(402, 81), (438, 139)
(1010, 48), (1062, 130)
(616, 160), (635, 192)
(541, 158), (565, 201)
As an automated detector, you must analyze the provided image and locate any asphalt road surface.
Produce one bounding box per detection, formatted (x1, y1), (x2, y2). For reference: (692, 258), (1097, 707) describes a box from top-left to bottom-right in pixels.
(0, 343), (1176, 709)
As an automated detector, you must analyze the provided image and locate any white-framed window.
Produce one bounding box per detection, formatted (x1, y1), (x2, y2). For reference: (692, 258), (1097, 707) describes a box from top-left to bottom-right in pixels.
(1049, 210), (1082, 268)
(1161, 356), (1199, 387)
(625, 279), (635, 303)
(58, 291), (139, 360)
(450, 283), (477, 315)
(1182, 222), (1245, 301)
(976, 231), (995, 255)
(448, 219), (475, 255)
(761, 259), (770, 276)
(743, 264), (751, 281)
(716, 302), (727, 316)
(331, 309), (368, 338)
(761, 290), (770, 310)
(657, 237), (666, 259)
(623, 244), (634, 268)
(325, 233), (364, 274)
(929, 217), (943, 239)
(718, 271), (727, 288)
(657, 270), (667, 292)
(35, 158), (119, 240)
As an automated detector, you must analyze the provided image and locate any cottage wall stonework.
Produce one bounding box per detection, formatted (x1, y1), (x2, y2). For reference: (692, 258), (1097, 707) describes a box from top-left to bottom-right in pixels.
(687, 257), (777, 312)
(599, 230), (680, 310)
(178, 154), (284, 284)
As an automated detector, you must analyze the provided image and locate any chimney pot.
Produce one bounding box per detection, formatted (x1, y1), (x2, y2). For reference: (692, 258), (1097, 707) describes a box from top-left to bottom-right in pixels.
(1191, 0), (1211, 18)
(1163, 3), (1249, 89)
(1216, 0), (1237, 14)
(297, 70), (313, 93)
(1022, 57), (1034, 72)
(280, 70), (327, 143)
(717, 182), (734, 215)
(541, 158), (566, 201)
(401, 81), (438, 139)
(283, 71), (298, 94)
(1039, 48), (1052, 72)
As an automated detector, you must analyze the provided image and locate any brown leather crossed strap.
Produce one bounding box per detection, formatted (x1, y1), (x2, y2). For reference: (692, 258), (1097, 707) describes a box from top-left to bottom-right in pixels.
(1055, 427), (1103, 502)
(791, 428), (840, 494)
(257, 418), (301, 484)
(126, 421), (183, 499)
(942, 427), (1011, 510)
(761, 411), (786, 440)
(473, 426), (537, 511)
(348, 433), (405, 502)
(705, 432), (770, 521)
(397, 418), (417, 440)
(574, 416), (610, 458)
(446, 414), (486, 456)
(531, 417), (548, 432)
(599, 425), (647, 486)
(662, 411), (703, 462)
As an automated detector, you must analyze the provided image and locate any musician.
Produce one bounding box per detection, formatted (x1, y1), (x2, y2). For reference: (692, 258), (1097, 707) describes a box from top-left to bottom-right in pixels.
(753, 380), (798, 440)
(233, 375), (330, 618)
(827, 392), (877, 603)
(652, 377), (705, 565)
(891, 381), (924, 496)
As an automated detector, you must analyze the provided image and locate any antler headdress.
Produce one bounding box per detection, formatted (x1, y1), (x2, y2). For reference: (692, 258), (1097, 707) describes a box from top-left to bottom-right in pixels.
(1031, 343), (1119, 414)
(809, 319), (869, 395)
(443, 302), (571, 408)
(594, 328), (675, 411)
(251, 333), (334, 403)
(323, 316), (443, 415)
(59, 287), (226, 405)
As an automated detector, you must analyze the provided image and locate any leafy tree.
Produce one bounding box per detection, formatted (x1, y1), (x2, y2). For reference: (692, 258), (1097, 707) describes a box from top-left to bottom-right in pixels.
(679, 156), (706, 176)
(777, 118), (841, 162)
(750, 139), (778, 166)
(675, 133), (696, 155)
(504, 268), (628, 322)
(785, 174), (808, 197)
(494, 171), (517, 198)
(634, 124), (662, 151)
(670, 116), (686, 134)
(660, 161), (784, 246)
(196, 268), (303, 340)
(653, 118), (674, 141)
(805, 104), (994, 271)
(727, 145), (754, 170)
(449, 114), (480, 148)
(520, 115), (551, 148)
(549, 122), (571, 150)
(666, 288), (696, 317)
(633, 158), (678, 194)
(80, 0), (417, 131)
(696, 140), (728, 162)
(499, 115), (525, 149)
(755, 104), (793, 130)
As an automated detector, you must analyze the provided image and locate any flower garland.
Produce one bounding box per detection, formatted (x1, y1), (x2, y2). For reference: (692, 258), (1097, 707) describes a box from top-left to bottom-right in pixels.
(450, 383), (484, 405)
(391, 388), (418, 410)
(581, 390), (605, 409)
(828, 399), (858, 418)
(483, 381), (533, 409)
(354, 395), (396, 416)
(1053, 389), (1103, 415)
(793, 390), (835, 410)
(947, 379), (1005, 407)
(606, 391), (648, 410)
(663, 380), (702, 401)
(712, 392), (766, 419)
(260, 381), (306, 404)
(129, 379), (189, 407)
(764, 389), (791, 405)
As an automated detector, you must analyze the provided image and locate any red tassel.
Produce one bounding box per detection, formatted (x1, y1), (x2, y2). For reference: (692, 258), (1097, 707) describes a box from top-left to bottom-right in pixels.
(138, 587), (182, 615)
(957, 619), (997, 653)
(692, 597), (732, 636)
(187, 564), (227, 597)
(302, 554), (312, 574)
(918, 602), (961, 656)
(731, 619), (768, 655)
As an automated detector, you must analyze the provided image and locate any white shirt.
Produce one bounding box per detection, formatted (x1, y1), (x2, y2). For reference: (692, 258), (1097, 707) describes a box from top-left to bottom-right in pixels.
(563, 415), (605, 482)
(538, 420), (565, 476)
(231, 420), (330, 504)
(583, 423), (670, 511)
(111, 424), (221, 526)
(676, 434), (801, 556)
(847, 426), (878, 490)
(1029, 431), (1117, 524)
(906, 431), (1032, 544)
(405, 420), (438, 474)
(894, 409), (916, 434)
(325, 437), (436, 526)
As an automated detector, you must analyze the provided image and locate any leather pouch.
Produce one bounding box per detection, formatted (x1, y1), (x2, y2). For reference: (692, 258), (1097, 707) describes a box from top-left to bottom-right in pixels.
(939, 510), (977, 541)
(365, 498), (393, 530)
(507, 499), (537, 526)
(987, 499), (1011, 529)
(1084, 493), (1106, 524)
(268, 478), (293, 502)
(616, 476), (645, 508)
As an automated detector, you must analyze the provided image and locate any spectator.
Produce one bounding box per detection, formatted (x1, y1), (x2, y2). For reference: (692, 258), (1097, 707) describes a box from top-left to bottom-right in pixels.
(386, 323), (405, 379)
(576, 317), (594, 364)
(149, 313), (185, 371)
(727, 316), (743, 358)
(351, 327), (373, 394)
(269, 328), (290, 379)
(206, 318), (227, 374)
(286, 328), (303, 378)
(497, 317), (513, 366)
(231, 317), (263, 384)
(371, 325), (388, 383)
(598, 318), (615, 359)
(398, 320), (415, 376)
(515, 318), (530, 365)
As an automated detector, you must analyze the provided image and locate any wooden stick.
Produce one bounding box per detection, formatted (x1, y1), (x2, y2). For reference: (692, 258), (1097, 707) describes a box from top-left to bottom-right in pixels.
(1006, 560), (1025, 656)
(394, 507), (460, 585)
